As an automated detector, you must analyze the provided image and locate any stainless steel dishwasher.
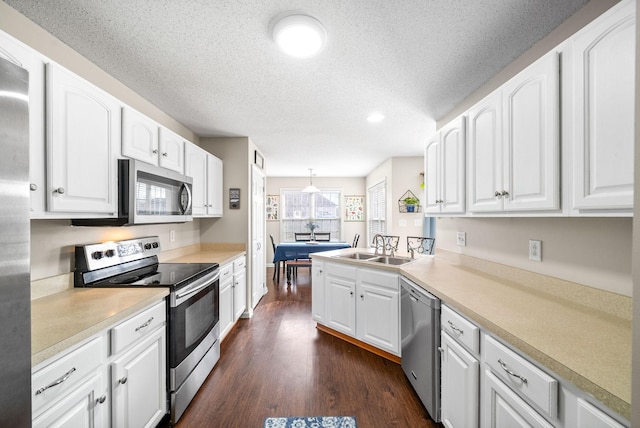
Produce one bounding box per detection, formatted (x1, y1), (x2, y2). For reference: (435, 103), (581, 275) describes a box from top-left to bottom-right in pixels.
(400, 276), (441, 422)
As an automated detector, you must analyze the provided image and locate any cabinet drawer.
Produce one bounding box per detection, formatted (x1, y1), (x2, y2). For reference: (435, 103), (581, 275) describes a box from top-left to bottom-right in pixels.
(484, 334), (558, 419)
(233, 256), (246, 271)
(359, 268), (398, 290)
(326, 262), (357, 280)
(219, 263), (233, 283)
(111, 301), (166, 355)
(441, 304), (480, 354)
(32, 336), (104, 415)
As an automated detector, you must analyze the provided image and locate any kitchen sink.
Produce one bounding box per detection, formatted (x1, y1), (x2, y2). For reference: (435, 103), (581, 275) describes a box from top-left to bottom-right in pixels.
(337, 253), (378, 260)
(369, 256), (414, 265)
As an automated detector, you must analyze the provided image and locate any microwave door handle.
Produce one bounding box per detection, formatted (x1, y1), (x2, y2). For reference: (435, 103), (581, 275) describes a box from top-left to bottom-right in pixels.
(180, 183), (192, 214)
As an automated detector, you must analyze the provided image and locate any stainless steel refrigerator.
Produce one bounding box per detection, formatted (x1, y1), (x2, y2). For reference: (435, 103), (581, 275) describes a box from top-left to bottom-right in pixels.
(0, 55), (31, 425)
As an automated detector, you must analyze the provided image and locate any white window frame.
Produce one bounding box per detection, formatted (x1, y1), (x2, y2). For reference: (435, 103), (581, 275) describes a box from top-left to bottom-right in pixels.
(280, 188), (344, 242)
(367, 180), (386, 247)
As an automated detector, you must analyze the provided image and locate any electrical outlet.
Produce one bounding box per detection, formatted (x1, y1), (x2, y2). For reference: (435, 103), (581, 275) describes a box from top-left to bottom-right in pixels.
(170, 230), (176, 242)
(529, 240), (542, 262)
(456, 232), (466, 247)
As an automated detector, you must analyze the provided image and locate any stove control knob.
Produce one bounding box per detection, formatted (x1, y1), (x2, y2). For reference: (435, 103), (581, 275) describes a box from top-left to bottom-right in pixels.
(105, 249), (115, 258)
(144, 243), (152, 250)
(92, 251), (104, 260)
(152, 242), (159, 249)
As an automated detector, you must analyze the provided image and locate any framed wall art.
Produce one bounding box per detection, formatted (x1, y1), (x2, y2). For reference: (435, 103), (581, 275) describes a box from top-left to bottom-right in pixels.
(254, 150), (264, 169)
(344, 195), (364, 221)
(266, 195), (279, 221)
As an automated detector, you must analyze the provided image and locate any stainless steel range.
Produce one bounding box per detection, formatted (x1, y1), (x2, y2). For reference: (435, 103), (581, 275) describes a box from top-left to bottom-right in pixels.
(74, 236), (220, 424)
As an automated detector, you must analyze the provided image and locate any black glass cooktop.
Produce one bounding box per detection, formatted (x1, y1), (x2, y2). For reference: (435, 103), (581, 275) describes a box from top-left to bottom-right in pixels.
(89, 262), (218, 289)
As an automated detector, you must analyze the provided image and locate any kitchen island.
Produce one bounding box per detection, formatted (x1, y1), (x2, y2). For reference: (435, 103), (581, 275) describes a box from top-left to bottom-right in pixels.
(310, 248), (632, 422)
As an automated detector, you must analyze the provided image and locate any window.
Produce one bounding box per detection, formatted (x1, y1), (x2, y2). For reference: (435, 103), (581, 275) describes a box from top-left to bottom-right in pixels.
(281, 189), (342, 242)
(367, 180), (386, 246)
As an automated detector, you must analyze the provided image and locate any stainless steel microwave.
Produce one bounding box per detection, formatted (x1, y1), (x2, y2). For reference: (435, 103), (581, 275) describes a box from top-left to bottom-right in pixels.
(73, 159), (193, 226)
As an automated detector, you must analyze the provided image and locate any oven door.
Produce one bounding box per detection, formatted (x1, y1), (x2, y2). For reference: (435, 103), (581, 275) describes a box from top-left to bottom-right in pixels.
(169, 269), (219, 370)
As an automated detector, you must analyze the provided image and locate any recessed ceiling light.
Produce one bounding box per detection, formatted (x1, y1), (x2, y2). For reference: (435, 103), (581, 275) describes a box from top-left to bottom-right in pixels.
(272, 13), (326, 58)
(367, 113), (385, 123)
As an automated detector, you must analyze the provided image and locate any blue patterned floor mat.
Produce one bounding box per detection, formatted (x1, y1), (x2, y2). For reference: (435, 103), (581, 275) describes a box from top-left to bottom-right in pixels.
(264, 416), (357, 428)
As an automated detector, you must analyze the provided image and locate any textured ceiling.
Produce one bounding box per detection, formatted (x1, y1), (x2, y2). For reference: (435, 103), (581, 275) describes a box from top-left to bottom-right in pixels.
(5, 0), (589, 177)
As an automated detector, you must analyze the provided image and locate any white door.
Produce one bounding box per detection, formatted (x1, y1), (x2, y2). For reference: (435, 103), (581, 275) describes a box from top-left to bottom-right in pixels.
(325, 274), (356, 336)
(207, 154), (223, 216)
(424, 134), (441, 214)
(571, 0), (635, 210)
(440, 332), (479, 428)
(311, 262), (325, 322)
(251, 165), (266, 309)
(158, 127), (185, 173)
(356, 282), (399, 355)
(440, 116), (466, 214)
(218, 268), (234, 339)
(233, 267), (247, 320)
(111, 328), (166, 428)
(502, 51), (560, 212)
(121, 107), (159, 166)
(184, 143), (208, 216)
(468, 90), (503, 212)
(46, 63), (120, 214)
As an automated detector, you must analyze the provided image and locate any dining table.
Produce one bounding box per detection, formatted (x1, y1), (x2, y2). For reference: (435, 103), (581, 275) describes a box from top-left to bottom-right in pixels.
(272, 241), (351, 282)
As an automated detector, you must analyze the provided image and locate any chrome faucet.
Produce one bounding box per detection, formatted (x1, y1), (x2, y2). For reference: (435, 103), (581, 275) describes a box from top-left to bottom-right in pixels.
(372, 234), (386, 256)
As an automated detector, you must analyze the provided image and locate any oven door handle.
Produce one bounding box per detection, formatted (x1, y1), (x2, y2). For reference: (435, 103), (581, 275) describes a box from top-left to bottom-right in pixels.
(175, 271), (220, 302)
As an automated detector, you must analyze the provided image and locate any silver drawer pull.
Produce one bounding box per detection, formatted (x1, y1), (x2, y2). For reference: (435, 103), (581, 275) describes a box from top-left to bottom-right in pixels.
(119, 377), (128, 384)
(498, 358), (528, 385)
(96, 395), (106, 404)
(135, 317), (154, 332)
(35, 367), (76, 395)
(448, 320), (464, 335)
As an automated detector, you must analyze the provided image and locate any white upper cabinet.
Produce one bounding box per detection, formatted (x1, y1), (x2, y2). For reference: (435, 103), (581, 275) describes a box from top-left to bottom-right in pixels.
(122, 107), (185, 173)
(425, 116), (466, 214)
(184, 142), (223, 217)
(468, 51), (560, 213)
(0, 31), (46, 216)
(568, 0), (635, 213)
(46, 63), (120, 215)
(122, 107), (160, 165)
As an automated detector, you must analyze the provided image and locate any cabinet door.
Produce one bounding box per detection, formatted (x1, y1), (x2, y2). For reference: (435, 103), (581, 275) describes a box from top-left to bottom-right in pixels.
(111, 327), (167, 428)
(233, 267), (247, 320)
(441, 332), (479, 428)
(311, 262), (325, 322)
(424, 135), (441, 214)
(32, 371), (107, 428)
(576, 398), (626, 428)
(440, 116), (466, 214)
(158, 127), (185, 173)
(0, 32), (46, 216)
(571, 0), (635, 211)
(503, 51), (560, 212)
(219, 275), (234, 339)
(356, 281), (399, 355)
(46, 63), (120, 214)
(184, 143), (208, 216)
(325, 274), (356, 336)
(207, 154), (223, 216)
(468, 90), (503, 212)
(122, 107), (159, 166)
(482, 369), (553, 428)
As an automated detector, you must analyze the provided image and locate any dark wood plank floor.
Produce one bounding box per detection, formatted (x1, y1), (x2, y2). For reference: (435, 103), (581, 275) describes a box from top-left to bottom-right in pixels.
(170, 267), (441, 427)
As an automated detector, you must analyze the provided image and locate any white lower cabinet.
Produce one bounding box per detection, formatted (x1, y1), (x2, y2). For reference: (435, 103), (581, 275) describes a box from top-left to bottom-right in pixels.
(32, 300), (168, 427)
(320, 262), (400, 356)
(219, 256), (247, 340)
(111, 327), (166, 428)
(311, 261), (325, 322)
(440, 331), (479, 428)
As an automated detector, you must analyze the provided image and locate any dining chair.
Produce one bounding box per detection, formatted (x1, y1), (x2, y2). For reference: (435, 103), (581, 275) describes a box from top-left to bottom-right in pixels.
(294, 232), (313, 242)
(352, 233), (360, 248)
(407, 236), (436, 255)
(314, 232), (331, 241)
(373, 235), (400, 255)
(270, 234), (286, 281)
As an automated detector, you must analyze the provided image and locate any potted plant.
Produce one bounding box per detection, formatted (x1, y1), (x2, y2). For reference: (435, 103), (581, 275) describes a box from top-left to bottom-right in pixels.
(403, 196), (419, 212)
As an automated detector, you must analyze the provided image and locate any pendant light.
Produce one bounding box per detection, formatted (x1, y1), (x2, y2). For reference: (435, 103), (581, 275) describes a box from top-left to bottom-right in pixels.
(303, 168), (320, 193)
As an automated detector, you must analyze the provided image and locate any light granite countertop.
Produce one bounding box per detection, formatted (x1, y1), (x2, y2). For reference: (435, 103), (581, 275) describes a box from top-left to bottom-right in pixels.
(311, 248), (632, 420)
(31, 245), (246, 368)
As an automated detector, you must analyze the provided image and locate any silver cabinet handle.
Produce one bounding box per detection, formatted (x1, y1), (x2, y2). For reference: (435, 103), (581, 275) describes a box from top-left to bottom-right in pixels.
(447, 320), (464, 335)
(96, 395), (106, 404)
(494, 191), (501, 198)
(350, 291), (354, 296)
(119, 377), (128, 384)
(152, 149), (158, 154)
(30, 183), (38, 191)
(162, 152), (168, 157)
(501, 190), (509, 197)
(35, 367), (76, 395)
(54, 187), (65, 194)
(360, 294), (364, 300)
(498, 359), (527, 385)
(135, 317), (154, 332)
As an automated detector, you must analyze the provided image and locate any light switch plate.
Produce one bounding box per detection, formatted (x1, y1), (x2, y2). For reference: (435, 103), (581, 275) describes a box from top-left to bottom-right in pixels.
(529, 240), (542, 262)
(456, 232), (466, 247)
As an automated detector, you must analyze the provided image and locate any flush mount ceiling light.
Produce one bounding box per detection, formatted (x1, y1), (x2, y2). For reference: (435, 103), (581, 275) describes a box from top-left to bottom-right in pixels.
(303, 168), (320, 193)
(367, 112), (385, 123)
(272, 13), (326, 58)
